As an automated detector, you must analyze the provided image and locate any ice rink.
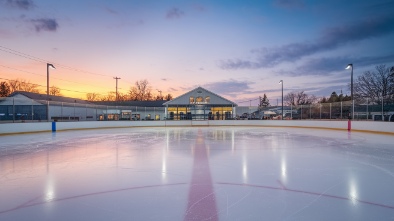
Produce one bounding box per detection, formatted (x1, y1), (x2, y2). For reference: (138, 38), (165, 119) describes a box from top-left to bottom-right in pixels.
(1, 126), (394, 221)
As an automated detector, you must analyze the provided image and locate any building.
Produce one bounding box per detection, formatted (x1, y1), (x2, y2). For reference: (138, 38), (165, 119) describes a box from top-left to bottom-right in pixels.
(1, 91), (93, 121)
(0, 91), (170, 122)
(163, 86), (237, 120)
(93, 100), (167, 120)
(1, 88), (240, 122)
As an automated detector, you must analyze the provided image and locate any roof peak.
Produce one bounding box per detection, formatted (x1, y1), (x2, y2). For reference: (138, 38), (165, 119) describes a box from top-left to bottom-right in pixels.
(163, 86), (237, 106)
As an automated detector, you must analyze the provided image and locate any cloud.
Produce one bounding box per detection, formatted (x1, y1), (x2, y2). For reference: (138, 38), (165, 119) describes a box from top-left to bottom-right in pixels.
(4, 0), (35, 10)
(166, 8), (184, 19)
(0, 29), (13, 38)
(273, 0), (305, 9)
(104, 6), (118, 15)
(296, 54), (394, 76)
(30, 18), (58, 32)
(203, 80), (252, 95)
(168, 87), (178, 92)
(220, 15), (394, 69)
(193, 4), (205, 12)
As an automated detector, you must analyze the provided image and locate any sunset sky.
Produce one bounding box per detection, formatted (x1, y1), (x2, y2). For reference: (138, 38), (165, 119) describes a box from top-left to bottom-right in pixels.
(1, 0), (393, 105)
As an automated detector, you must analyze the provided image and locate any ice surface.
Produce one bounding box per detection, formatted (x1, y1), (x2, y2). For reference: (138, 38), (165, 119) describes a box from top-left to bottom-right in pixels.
(1, 127), (394, 220)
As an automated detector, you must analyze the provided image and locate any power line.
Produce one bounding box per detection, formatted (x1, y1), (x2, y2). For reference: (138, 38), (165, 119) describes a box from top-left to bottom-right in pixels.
(0, 64), (113, 91)
(0, 76), (110, 96)
(0, 45), (114, 78)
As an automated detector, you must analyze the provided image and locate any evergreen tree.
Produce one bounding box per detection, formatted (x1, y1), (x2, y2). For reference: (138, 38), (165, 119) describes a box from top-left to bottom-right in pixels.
(259, 94), (270, 108)
(328, 91), (339, 103)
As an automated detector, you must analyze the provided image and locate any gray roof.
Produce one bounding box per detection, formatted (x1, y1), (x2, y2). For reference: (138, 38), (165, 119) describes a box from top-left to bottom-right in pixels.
(9, 91), (92, 104)
(93, 100), (167, 107)
(163, 86), (237, 106)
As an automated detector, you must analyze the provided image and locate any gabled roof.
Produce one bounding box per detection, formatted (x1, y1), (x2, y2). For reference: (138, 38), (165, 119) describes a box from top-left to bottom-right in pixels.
(9, 91), (92, 105)
(163, 86), (237, 106)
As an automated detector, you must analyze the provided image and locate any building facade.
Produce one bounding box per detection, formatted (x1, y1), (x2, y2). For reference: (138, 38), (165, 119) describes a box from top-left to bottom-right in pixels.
(163, 87), (237, 120)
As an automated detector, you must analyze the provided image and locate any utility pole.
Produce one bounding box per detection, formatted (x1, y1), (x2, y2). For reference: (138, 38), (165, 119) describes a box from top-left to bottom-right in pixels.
(114, 77), (121, 101)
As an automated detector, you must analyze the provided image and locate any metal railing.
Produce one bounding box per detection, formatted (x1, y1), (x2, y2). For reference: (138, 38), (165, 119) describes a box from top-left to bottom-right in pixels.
(0, 97), (166, 122)
(261, 95), (394, 121)
(1, 96), (393, 123)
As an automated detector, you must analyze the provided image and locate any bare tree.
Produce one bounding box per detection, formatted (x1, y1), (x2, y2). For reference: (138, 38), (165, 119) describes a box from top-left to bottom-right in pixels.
(8, 79), (40, 93)
(164, 93), (173, 101)
(128, 87), (138, 101)
(284, 91), (316, 106)
(354, 64), (393, 104)
(49, 86), (62, 96)
(8, 79), (20, 93)
(86, 93), (101, 101)
(100, 92), (117, 101)
(129, 79), (152, 101)
(0, 81), (10, 97)
(116, 92), (128, 102)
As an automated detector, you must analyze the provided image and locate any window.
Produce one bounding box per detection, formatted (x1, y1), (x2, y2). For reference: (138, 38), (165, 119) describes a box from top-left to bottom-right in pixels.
(196, 96), (204, 102)
(189, 96), (195, 103)
(205, 96), (210, 103)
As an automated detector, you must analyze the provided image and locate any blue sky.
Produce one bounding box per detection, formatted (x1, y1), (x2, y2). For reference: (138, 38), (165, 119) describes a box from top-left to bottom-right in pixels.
(0, 0), (393, 105)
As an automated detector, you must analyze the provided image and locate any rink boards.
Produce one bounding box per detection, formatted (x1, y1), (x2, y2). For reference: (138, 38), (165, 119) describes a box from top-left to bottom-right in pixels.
(0, 120), (393, 135)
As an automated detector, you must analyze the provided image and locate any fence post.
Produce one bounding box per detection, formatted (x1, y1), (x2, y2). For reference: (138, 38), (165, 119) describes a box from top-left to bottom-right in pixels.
(340, 102), (342, 119)
(12, 97), (15, 123)
(74, 102), (76, 121)
(319, 104), (321, 119)
(366, 98), (368, 120)
(309, 105), (311, 119)
(301, 105), (303, 120)
(61, 102), (63, 121)
(31, 99), (34, 121)
(381, 96), (384, 121)
(330, 103), (331, 119)
(291, 104), (292, 119)
(47, 100), (49, 122)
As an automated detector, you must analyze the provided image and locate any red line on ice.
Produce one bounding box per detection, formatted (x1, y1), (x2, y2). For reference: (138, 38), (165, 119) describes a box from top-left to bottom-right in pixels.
(184, 130), (218, 221)
(0, 183), (186, 214)
(217, 182), (394, 210)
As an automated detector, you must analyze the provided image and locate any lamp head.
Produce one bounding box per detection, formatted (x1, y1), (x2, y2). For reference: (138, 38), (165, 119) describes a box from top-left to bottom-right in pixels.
(346, 64), (352, 70)
(279, 80), (283, 84)
(48, 63), (56, 69)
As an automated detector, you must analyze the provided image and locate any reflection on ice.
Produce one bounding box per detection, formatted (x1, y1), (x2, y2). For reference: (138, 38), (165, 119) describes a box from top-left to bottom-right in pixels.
(281, 157), (287, 179)
(45, 176), (55, 202)
(0, 127), (394, 221)
(349, 177), (358, 205)
(242, 155), (248, 183)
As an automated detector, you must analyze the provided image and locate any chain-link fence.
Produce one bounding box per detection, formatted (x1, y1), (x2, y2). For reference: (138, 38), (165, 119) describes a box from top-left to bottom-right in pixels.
(1, 95), (394, 123)
(0, 97), (166, 123)
(259, 95), (394, 122)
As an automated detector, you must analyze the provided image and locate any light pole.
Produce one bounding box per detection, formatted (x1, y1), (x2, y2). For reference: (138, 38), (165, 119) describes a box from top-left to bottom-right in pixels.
(346, 64), (354, 120)
(47, 63), (55, 121)
(113, 77), (121, 101)
(279, 80), (283, 120)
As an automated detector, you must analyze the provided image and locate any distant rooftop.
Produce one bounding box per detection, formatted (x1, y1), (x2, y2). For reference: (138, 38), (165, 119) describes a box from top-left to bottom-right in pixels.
(9, 91), (92, 105)
(92, 100), (167, 107)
